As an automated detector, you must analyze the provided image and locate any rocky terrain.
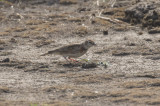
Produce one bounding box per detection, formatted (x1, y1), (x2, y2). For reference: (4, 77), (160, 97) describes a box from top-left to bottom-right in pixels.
(1, 0), (160, 106)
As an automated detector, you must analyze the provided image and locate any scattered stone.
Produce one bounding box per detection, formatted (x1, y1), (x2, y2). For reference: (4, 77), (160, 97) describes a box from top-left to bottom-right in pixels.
(127, 42), (136, 46)
(77, 7), (90, 12)
(135, 74), (157, 79)
(0, 47), (4, 50)
(0, 86), (10, 93)
(112, 51), (130, 56)
(39, 64), (49, 68)
(10, 38), (17, 43)
(144, 38), (152, 42)
(138, 31), (143, 35)
(103, 30), (108, 35)
(146, 56), (160, 60)
(0, 52), (12, 56)
(91, 20), (96, 24)
(16, 64), (26, 69)
(2, 58), (10, 62)
(148, 27), (160, 34)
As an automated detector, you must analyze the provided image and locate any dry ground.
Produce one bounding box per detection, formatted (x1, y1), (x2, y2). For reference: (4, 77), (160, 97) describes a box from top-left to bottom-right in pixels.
(1, 0), (160, 106)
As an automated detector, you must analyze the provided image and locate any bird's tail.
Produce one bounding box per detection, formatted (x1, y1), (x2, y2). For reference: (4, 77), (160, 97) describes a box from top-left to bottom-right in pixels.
(40, 53), (48, 56)
(40, 50), (57, 56)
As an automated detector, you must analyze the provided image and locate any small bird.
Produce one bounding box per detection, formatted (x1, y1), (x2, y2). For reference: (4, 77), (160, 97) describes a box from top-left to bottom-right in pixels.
(41, 40), (96, 62)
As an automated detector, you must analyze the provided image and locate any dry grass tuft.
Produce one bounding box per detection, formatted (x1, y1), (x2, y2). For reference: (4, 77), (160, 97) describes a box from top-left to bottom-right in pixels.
(46, 27), (58, 34)
(123, 79), (160, 88)
(111, 97), (131, 102)
(25, 19), (44, 25)
(43, 84), (104, 99)
(123, 81), (147, 88)
(102, 7), (125, 19)
(94, 18), (112, 26)
(146, 98), (160, 105)
(5, 27), (27, 32)
(107, 90), (130, 97)
(0, 86), (10, 93)
(0, 39), (6, 44)
(107, 88), (156, 103)
(21, 31), (40, 38)
(129, 90), (153, 98)
(74, 74), (112, 84)
(0, 32), (10, 36)
(74, 26), (88, 35)
(59, 0), (77, 5)
(12, 28), (27, 32)
(35, 40), (54, 47)
(68, 17), (82, 22)
(113, 25), (128, 31)
(42, 84), (80, 93)
(47, 13), (67, 19)
(74, 90), (104, 99)
(48, 101), (74, 106)
(148, 27), (160, 34)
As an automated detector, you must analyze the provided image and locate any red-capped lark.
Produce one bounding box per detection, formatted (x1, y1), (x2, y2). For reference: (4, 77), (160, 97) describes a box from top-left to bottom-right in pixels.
(41, 40), (96, 62)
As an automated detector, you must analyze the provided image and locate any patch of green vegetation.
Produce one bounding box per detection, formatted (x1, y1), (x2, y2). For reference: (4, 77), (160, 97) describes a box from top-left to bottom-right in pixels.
(0, 0), (12, 5)
(30, 104), (48, 106)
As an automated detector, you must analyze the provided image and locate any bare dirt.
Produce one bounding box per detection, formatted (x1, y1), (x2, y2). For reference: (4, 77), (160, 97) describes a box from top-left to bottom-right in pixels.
(1, 0), (160, 106)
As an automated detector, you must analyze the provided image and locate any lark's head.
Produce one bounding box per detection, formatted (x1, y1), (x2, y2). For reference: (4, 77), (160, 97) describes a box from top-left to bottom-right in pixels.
(82, 40), (96, 49)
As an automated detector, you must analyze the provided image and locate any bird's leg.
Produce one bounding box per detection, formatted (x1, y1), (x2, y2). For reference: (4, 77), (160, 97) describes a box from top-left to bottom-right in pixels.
(63, 56), (71, 63)
(68, 57), (79, 63)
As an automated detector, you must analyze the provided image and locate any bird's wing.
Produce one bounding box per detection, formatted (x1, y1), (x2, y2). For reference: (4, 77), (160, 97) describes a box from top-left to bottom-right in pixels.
(40, 50), (57, 56)
(56, 44), (81, 54)
(41, 44), (82, 56)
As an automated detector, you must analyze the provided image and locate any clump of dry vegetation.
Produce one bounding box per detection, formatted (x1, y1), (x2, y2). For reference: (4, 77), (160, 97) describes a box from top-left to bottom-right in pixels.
(123, 79), (160, 88)
(59, 0), (77, 5)
(93, 18), (111, 26)
(5, 27), (27, 32)
(146, 98), (160, 105)
(0, 39), (6, 44)
(35, 39), (54, 47)
(74, 74), (112, 84)
(42, 84), (80, 93)
(48, 101), (74, 106)
(107, 88), (156, 104)
(25, 19), (44, 25)
(0, 86), (10, 93)
(74, 90), (104, 99)
(74, 26), (88, 35)
(107, 90), (130, 97)
(102, 7), (126, 20)
(68, 17), (83, 22)
(0, 32), (10, 36)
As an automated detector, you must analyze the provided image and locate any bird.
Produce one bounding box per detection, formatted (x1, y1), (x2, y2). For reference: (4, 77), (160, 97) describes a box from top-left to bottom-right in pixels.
(41, 40), (96, 62)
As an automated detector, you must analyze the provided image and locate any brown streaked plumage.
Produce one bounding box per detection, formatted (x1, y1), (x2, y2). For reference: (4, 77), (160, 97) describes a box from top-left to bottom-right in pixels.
(41, 40), (96, 62)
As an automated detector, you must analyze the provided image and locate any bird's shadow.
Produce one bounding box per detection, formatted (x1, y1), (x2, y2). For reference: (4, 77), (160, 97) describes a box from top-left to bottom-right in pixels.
(55, 61), (98, 68)
(63, 62), (97, 69)
(62, 63), (81, 68)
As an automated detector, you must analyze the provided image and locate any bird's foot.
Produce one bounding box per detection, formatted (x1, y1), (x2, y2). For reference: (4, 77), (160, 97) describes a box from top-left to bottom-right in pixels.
(69, 58), (79, 63)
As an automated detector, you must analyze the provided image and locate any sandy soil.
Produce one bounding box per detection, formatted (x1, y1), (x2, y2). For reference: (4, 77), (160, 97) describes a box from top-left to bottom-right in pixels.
(1, 0), (160, 106)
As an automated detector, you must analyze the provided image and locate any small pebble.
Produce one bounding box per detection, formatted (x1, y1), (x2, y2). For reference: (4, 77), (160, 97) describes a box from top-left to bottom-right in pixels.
(103, 30), (108, 35)
(2, 58), (10, 62)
